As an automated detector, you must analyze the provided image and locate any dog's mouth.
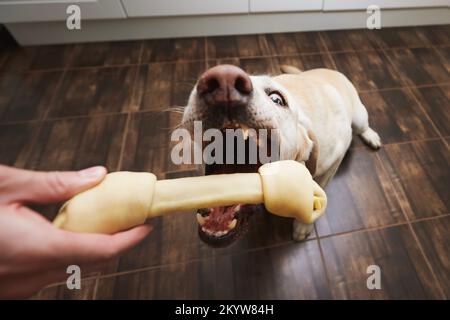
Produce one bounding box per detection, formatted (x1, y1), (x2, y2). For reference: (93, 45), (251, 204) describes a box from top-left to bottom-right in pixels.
(196, 122), (276, 247)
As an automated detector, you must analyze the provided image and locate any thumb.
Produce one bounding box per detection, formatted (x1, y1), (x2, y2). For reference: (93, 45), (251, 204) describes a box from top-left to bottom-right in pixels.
(14, 166), (107, 204)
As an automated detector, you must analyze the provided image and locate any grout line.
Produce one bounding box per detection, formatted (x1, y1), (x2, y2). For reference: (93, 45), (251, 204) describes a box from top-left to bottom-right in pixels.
(374, 144), (447, 299)
(95, 213), (450, 281)
(114, 43), (143, 172)
(380, 45), (449, 152)
(380, 136), (444, 147)
(95, 237), (316, 280)
(45, 211), (450, 290)
(406, 222), (447, 299)
(116, 113), (131, 172)
(92, 276), (100, 300)
(4, 79), (448, 127)
(350, 136), (445, 151)
(318, 32), (338, 70)
(313, 224), (334, 296)
(316, 213), (450, 241)
(357, 81), (450, 94)
(137, 40), (145, 65)
(8, 49), (383, 75)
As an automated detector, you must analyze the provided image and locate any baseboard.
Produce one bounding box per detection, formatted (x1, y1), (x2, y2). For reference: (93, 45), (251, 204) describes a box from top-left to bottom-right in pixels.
(5, 7), (450, 45)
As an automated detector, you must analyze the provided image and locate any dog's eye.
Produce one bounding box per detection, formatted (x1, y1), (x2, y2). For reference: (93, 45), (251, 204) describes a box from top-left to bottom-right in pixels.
(268, 92), (286, 106)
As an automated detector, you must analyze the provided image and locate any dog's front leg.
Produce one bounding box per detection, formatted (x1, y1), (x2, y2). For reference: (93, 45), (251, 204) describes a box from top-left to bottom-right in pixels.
(292, 219), (314, 241)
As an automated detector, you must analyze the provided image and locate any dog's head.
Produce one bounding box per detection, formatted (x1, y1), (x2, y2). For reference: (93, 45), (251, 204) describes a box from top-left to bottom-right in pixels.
(182, 65), (318, 247)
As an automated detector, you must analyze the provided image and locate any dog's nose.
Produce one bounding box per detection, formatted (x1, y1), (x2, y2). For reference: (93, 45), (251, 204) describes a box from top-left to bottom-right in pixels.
(197, 64), (253, 107)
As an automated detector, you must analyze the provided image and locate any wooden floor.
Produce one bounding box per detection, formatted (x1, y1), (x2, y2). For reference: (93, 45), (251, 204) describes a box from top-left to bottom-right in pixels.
(0, 25), (449, 300)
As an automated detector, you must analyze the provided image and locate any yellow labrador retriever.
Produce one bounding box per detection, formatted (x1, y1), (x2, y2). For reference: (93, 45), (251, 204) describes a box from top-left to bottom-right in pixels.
(181, 64), (381, 246)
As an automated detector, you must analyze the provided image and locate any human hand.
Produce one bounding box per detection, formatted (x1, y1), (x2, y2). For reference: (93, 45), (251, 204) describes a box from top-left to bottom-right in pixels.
(0, 165), (152, 299)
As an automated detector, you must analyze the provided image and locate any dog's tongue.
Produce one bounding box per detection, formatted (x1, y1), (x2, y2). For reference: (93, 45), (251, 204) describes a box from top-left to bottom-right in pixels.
(203, 205), (239, 232)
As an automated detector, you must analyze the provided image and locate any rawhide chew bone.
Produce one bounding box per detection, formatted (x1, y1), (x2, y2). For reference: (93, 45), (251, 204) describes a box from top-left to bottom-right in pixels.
(53, 160), (327, 234)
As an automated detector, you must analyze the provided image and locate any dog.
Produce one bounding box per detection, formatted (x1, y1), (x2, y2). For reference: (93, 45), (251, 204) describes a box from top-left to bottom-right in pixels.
(181, 64), (381, 246)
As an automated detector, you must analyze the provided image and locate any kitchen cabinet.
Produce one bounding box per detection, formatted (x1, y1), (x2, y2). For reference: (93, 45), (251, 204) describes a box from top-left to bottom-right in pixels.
(250, 0), (323, 13)
(121, 0), (248, 18)
(0, 0), (126, 23)
(323, 0), (449, 11)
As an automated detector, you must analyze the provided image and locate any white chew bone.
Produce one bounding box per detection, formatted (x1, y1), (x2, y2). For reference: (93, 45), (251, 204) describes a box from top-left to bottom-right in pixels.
(53, 160), (327, 234)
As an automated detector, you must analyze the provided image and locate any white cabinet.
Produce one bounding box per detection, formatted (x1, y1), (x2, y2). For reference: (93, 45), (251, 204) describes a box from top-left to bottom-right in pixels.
(0, 0), (126, 23)
(250, 0), (323, 12)
(323, 0), (449, 11)
(121, 0), (249, 18)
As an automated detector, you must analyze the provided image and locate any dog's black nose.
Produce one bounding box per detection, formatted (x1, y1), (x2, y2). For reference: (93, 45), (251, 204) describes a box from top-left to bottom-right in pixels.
(197, 64), (253, 108)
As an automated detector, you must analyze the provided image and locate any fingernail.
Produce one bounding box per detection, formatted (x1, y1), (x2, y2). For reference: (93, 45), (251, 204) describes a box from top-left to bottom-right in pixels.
(79, 166), (106, 179)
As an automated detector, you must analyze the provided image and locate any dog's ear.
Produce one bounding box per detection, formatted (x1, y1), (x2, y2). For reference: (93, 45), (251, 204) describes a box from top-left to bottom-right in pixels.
(305, 129), (319, 177)
(294, 124), (319, 176)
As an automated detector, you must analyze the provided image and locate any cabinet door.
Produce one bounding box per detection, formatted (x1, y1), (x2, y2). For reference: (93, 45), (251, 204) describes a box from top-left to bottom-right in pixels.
(0, 0), (126, 23)
(250, 0), (323, 12)
(121, 0), (249, 18)
(323, 0), (449, 11)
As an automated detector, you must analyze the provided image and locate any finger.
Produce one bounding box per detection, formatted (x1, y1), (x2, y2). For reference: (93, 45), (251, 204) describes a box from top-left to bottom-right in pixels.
(56, 224), (153, 265)
(6, 166), (107, 204)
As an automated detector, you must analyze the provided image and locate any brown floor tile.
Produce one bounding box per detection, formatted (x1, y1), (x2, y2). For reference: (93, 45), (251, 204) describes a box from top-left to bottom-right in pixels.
(96, 240), (330, 299)
(419, 25), (450, 47)
(120, 111), (197, 177)
(277, 53), (336, 70)
(435, 47), (450, 73)
(206, 35), (240, 59)
(132, 61), (205, 111)
(208, 54), (334, 76)
(321, 29), (381, 52)
(207, 34), (273, 59)
(0, 45), (73, 73)
(0, 72), (62, 123)
(379, 140), (449, 220)
(27, 115), (127, 171)
(316, 148), (403, 237)
(207, 31), (327, 60)
(110, 210), (215, 273)
(24, 115), (127, 220)
(141, 37), (205, 63)
(265, 32), (327, 55)
(359, 89), (439, 144)
(214, 206), (313, 257)
(372, 27), (432, 49)
(385, 47), (450, 86)
(321, 225), (443, 299)
(411, 85), (450, 136)
(31, 278), (97, 300)
(47, 67), (137, 118)
(96, 258), (215, 299)
(412, 216), (450, 298)
(208, 57), (280, 75)
(69, 41), (141, 67)
(330, 50), (403, 91)
(234, 34), (272, 57)
(214, 240), (330, 299)
(0, 122), (40, 166)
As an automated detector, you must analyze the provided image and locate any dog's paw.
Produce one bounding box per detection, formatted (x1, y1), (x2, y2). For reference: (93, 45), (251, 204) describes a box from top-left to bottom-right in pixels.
(292, 220), (314, 242)
(360, 127), (381, 150)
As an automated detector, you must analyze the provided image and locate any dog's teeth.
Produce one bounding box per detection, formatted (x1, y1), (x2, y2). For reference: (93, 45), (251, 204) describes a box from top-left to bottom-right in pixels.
(233, 205), (241, 212)
(241, 124), (249, 140)
(228, 219), (237, 229)
(196, 213), (206, 225)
